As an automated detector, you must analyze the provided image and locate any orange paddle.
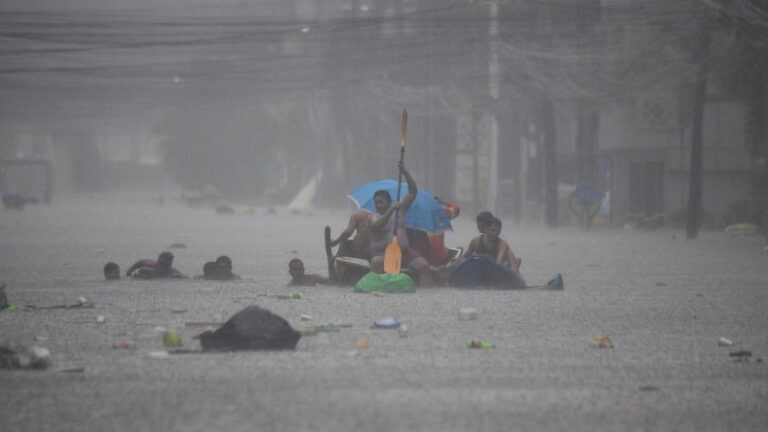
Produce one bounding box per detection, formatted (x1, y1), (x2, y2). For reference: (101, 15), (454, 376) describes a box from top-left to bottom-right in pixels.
(384, 109), (407, 274)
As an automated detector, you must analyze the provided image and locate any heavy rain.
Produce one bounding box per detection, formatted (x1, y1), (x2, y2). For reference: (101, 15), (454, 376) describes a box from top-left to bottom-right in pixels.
(1, 1), (767, 431)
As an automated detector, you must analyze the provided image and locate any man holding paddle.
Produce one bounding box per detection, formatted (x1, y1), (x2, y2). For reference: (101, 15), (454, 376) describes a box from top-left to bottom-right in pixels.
(368, 161), (432, 287)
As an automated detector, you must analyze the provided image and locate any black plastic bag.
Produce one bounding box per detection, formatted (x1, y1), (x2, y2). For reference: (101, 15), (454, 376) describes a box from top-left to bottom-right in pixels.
(200, 306), (300, 352)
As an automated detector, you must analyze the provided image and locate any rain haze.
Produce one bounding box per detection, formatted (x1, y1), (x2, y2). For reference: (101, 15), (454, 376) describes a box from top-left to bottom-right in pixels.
(1, 1), (767, 431)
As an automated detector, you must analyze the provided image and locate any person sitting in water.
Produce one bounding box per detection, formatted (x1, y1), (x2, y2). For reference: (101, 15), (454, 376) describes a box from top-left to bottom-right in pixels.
(194, 261), (218, 280)
(103, 262), (120, 280)
(368, 161), (432, 286)
(330, 209), (372, 260)
(465, 217), (521, 273)
(469, 210), (509, 254)
(214, 255), (241, 280)
(288, 258), (328, 286)
(126, 251), (187, 279)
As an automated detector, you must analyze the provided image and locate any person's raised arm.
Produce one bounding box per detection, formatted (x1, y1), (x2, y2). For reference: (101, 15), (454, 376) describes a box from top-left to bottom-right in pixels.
(400, 162), (418, 211)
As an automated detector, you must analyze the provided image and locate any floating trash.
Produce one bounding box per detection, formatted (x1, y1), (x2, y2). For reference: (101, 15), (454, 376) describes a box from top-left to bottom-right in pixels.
(373, 317), (401, 329)
(163, 331), (182, 348)
(398, 325), (409, 338)
(466, 340), (494, 349)
(639, 385), (660, 392)
(112, 340), (136, 350)
(147, 351), (170, 359)
(591, 335), (614, 349)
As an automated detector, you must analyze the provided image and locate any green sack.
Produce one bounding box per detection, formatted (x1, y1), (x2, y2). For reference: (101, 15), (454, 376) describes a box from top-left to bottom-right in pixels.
(355, 272), (415, 293)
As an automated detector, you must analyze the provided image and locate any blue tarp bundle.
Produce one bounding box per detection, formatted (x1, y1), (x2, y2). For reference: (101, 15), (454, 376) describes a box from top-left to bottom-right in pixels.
(448, 254), (526, 289)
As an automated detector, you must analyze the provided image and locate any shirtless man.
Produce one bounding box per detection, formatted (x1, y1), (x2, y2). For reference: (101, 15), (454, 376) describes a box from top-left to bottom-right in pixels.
(288, 258), (329, 287)
(126, 251), (187, 279)
(214, 255), (242, 280)
(194, 261), (218, 280)
(368, 162), (432, 287)
(103, 262), (120, 280)
(330, 209), (371, 260)
(465, 217), (521, 273)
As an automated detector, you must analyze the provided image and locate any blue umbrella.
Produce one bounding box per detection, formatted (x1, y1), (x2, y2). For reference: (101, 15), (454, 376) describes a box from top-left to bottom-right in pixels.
(347, 179), (453, 234)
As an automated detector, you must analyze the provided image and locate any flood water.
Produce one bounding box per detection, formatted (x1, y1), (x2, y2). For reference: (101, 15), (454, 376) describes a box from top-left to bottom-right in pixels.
(1, 192), (767, 432)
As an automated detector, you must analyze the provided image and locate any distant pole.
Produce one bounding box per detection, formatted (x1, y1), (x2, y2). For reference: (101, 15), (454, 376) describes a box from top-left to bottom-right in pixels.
(576, 100), (598, 230)
(487, 1), (499, 215)
(543, 97), (558, 227)
(424, 11), (433, 192)
(686, 28), (710, 240)
(472, 112), (479, 217)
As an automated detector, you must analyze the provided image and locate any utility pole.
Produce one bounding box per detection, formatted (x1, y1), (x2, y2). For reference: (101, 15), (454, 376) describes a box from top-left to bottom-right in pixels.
(424, 6), (433, 191)
(686, 26), (710, 240)
(487, 0), (499, 215)
(543, 97), (558, 227)
(539, 3), (558, 228)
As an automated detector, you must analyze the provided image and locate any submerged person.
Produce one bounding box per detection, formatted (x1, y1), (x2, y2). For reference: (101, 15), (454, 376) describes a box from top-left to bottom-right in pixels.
(103, 262), (120, 280)
(464, 217), (521, 273)
(214, 255), (241, 280)
(194, 261), (218, 280)
(288, 258), (328, 287)
(329, 209), (372, 260)
(368, 161), (432, 286)
(126, 251), (187, 279)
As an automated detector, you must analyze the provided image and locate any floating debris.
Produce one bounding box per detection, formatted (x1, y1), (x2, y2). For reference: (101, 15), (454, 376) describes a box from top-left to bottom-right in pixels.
(147, 351), (170, 359)
(591, 335), (614, 349)
(467, 340), (494, 349)
(639, 385), (660, 392)
(718, 337), (733, 347)
(372, 317), (400, 329)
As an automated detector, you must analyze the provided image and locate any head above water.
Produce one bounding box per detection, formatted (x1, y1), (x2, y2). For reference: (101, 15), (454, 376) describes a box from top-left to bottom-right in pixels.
(288, 258), (305, 279)
(476, 211), (494, 233)
(202, 261), (217, 277)
(103, 262), (120, 280)
(216, 255), (232, 272)
(486, 217), (502, 238)
(157, 251), (174, 268)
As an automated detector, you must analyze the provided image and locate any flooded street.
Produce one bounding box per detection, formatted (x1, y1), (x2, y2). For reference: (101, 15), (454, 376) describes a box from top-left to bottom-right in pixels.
(1, 193), (767, 431)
